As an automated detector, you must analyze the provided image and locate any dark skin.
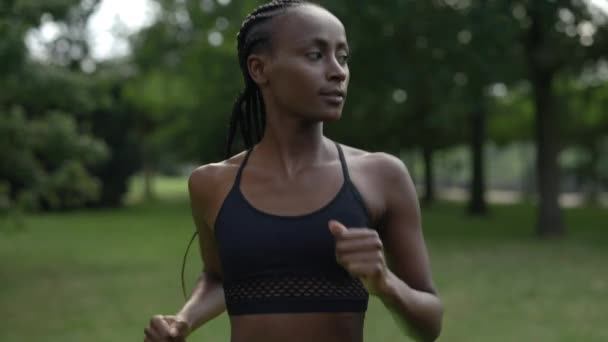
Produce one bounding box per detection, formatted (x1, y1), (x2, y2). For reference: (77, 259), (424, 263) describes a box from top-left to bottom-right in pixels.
(144, 5), (442, 342)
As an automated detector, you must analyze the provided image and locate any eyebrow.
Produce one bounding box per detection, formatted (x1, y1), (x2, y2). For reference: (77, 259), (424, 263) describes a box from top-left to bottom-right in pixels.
(296, 37), (350, 51)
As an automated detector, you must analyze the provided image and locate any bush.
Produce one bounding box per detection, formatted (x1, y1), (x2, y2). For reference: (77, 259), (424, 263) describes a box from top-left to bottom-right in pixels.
(0, 107), (109, 211)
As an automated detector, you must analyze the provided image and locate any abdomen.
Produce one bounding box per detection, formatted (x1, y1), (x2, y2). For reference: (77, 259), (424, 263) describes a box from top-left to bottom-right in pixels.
(229, 312), (365, 342)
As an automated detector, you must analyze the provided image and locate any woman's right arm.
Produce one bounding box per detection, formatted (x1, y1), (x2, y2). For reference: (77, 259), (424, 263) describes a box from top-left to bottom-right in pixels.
(145, 165), (227, 342)
(178, 165), (227, 332)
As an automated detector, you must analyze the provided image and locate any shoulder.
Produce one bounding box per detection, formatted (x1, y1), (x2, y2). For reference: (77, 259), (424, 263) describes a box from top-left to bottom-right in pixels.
(188, 151), (249, 203)
(339, 143), (411, 185)
(339, 145), (421, 237)
(339, 143), (417, 219)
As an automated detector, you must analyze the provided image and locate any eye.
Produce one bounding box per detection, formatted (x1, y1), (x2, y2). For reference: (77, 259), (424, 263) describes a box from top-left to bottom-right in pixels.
(306, 51), (323, 61)
(337, 53), (349, 65)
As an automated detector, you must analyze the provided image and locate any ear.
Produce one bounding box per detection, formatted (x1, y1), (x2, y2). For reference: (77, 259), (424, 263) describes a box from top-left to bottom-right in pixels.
(247, 54), (270, 86)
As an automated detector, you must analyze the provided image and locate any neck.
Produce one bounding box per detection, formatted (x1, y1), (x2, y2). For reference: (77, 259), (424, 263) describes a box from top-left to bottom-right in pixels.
(256, 115), (331, 179)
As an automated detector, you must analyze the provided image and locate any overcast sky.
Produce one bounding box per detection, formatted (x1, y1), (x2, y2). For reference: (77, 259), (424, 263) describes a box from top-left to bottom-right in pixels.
(27, 0), (159, 61)
(86, 0), (159, 59)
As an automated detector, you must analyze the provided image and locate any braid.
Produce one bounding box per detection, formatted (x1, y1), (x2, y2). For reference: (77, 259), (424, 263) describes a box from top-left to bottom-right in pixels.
(183, 1), (316, 301)
(224, 0), (311, 159)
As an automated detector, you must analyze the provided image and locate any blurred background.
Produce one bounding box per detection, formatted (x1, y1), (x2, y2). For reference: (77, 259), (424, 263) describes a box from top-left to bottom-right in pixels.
(1, 0), (607, 341)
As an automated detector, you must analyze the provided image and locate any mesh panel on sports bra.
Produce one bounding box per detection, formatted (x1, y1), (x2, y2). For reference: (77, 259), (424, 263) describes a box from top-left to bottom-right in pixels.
(225, 274), (368, 302)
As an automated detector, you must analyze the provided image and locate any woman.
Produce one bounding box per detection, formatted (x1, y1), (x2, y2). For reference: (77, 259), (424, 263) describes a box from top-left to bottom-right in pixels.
(144, 1), (443, 341)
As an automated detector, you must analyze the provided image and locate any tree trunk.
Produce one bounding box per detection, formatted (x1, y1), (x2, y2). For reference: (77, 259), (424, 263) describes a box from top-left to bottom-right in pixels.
(526, 2), (564, 237)
(532, 72), (564, 237)
(422, 145), (435, 206)
(468, 95), (488, 215)
(142, 144), (155, 202)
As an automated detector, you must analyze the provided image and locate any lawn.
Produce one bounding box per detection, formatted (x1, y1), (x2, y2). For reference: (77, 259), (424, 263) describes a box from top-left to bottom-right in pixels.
(1, 176), (607, 341)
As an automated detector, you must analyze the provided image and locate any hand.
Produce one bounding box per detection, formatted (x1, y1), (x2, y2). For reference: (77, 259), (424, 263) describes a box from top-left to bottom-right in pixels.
(144, 315), (190, 342)
(328, 220), (390, 296)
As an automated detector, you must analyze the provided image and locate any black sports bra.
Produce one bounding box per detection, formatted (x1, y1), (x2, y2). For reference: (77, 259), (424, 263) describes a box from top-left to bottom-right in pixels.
(214, 142), (372, 315)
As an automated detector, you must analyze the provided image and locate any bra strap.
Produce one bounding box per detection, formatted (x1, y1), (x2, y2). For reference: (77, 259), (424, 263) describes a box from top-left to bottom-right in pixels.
(235, 148), (253, 186)
(335, 142), (351, 183)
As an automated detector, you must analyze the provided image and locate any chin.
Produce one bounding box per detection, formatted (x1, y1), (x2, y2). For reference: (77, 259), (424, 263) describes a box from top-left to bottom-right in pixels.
(318, 106), (344, 122)
(322, 112), (343, 122)
(300, 107), (343, 122)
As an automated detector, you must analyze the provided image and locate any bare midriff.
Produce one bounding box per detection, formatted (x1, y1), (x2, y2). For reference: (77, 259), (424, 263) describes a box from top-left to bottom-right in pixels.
(229, 312), (365, 342)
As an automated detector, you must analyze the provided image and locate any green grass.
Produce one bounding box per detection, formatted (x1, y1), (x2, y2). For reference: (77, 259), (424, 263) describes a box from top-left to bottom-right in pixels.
(1, 176), (607, 341)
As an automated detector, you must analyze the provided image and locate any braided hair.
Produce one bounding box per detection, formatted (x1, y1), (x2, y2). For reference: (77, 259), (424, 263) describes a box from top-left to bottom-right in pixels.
(182, 0), (319, 299)
(224, 0), (314, 158)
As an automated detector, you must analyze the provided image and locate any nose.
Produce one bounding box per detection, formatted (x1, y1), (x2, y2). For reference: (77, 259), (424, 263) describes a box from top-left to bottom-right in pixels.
(327, 56), (347, 82)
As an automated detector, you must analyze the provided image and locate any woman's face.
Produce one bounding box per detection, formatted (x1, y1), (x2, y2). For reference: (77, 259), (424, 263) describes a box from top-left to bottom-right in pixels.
(259, 5), (350, 122)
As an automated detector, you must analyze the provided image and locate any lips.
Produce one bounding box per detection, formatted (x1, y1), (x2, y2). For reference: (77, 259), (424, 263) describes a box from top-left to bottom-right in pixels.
(319, 89), (346, 98)
(319, 89), (346, 105)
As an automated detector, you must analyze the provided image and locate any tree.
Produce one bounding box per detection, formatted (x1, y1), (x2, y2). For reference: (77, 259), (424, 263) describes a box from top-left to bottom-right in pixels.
(443, 0), (523, 215)
(327, 0), (469, 205)
(0, 0), (136, 213)
(515, 0), (608, 236)
(124, 0), (257, 198)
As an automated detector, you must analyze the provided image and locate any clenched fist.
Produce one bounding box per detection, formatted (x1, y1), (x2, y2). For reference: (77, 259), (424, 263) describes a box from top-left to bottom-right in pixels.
(144, 315), (190, 342)
(328, 220), (390, 296)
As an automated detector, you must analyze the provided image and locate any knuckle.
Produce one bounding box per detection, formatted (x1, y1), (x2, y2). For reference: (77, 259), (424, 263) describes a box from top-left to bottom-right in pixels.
(373, 240), (383, 250)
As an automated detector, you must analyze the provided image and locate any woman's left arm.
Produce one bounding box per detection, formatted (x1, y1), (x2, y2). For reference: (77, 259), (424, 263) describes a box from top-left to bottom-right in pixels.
(375, 153), (442, 341)
(329, 153), (443, 342)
